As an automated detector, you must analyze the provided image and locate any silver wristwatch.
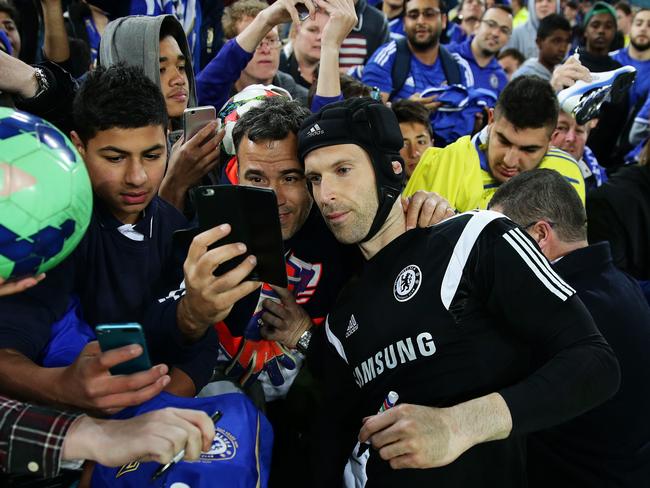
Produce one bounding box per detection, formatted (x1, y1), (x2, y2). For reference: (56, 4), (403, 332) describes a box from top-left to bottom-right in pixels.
(30, 67), (49, 99)
(296, 329), (313, 355)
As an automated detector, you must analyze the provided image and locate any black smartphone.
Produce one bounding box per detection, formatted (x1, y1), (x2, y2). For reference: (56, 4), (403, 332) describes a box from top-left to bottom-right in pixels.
(193, 185), (287, 287)
(95, 323), (152, 375)
(296, 3), (310, 21)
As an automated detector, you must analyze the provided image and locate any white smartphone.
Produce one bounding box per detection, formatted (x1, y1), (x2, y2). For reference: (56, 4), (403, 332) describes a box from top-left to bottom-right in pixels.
(183, 106), (218, 141)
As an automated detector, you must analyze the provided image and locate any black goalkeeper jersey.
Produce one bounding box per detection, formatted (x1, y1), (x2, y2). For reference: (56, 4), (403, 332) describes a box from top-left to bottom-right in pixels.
(312, 211), (619, 487)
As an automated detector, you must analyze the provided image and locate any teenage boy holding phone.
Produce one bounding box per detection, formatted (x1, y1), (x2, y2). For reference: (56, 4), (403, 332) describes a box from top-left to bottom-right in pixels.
(99, 14), (223, 213)
(0, 65), (260, 413)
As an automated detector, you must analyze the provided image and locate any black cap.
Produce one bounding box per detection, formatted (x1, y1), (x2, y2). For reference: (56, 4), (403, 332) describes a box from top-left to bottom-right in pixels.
(297, 98), (405, 243)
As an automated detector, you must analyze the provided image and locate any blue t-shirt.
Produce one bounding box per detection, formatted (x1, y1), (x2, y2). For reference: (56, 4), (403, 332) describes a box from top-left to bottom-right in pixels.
(445, 22), (467, 45)
(362, 40), (470, 100)
(610, 48), (650, 108)
(388, 16), (405, 39)
(447, 38), (508, 97)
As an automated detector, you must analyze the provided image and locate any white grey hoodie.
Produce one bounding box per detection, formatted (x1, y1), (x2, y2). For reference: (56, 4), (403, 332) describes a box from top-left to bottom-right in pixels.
(504, 0), (561, 60)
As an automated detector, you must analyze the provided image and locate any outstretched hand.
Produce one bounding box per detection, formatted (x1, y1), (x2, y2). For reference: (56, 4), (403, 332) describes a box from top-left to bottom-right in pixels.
(0, 274), (45, 297)
(319, 0), (358, 49)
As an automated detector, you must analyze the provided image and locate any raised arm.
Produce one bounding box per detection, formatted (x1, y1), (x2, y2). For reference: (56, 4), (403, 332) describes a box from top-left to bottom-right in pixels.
(40, 0), (70, 63)
(315, 0), (357, 99)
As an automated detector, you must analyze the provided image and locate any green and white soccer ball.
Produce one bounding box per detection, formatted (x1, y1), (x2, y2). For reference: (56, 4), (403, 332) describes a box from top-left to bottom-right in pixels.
(0, 107), (92, 279)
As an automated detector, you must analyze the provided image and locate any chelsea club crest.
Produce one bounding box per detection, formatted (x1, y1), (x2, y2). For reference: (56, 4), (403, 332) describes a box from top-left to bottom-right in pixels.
(200, 427), (238, 462)
(490, 73), (499, 89)
(393, 265), (422, 302)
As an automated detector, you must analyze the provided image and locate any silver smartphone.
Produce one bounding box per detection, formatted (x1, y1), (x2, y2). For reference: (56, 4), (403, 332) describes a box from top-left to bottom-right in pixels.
(183, 106), (218, 141)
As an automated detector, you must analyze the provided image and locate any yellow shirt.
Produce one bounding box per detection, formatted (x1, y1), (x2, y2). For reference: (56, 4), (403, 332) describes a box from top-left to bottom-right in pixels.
(403, 133), (585, 212)
(513, 7), (529, 28)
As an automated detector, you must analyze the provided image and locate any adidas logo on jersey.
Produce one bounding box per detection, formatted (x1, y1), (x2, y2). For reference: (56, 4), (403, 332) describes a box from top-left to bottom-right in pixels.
(307, 123), (324, 137)
(346, 315), (359, 338)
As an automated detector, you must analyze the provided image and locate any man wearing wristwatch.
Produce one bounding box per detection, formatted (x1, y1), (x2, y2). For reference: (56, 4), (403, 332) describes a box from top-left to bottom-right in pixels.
(212, 93), (455, 486)
(0, 48), (78, 133)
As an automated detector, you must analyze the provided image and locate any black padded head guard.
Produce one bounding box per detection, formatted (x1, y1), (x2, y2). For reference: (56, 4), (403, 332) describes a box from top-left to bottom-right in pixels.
(297, 98), (405, 242)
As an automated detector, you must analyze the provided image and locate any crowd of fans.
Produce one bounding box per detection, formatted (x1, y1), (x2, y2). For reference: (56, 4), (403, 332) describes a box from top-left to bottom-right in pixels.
(0, 0), (649, 486)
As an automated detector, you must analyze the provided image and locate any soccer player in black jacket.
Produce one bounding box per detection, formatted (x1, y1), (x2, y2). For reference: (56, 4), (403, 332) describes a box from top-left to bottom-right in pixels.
(294, 97), (620, 487)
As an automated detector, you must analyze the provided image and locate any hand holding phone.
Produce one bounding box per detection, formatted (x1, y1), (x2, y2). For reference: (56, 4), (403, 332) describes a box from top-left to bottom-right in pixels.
(160, 111), (222, 209)
(183, 106), (219, 141)
(193, 185), (288, 287)
(176, 224), (264, 339)
(96, 323), (152, 375)
(59, 341), (168, 413)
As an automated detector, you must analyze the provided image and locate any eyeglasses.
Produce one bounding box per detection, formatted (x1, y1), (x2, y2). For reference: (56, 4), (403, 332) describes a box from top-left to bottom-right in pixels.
(405, 8), (442, 20)
(256, 38), (282, 50)
(481, 18), (512, 36)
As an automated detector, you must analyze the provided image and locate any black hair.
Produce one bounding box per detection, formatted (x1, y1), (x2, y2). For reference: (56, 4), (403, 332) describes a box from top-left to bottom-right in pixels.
(232, 96), (311, 152)
(392, 99), (433, 136)
(615, 1), (631, 16)
(566, 0), (578, 9)
(537, 13), (571, 40)
(406, 0), (447, 13)
(484, 4), (513, 17)
(489, 169), (587, 242)
(497, 47), (525, 65)
(494, 76), (559, 131)
(72, 64), (168, 144)
(0, 0), (18, 25)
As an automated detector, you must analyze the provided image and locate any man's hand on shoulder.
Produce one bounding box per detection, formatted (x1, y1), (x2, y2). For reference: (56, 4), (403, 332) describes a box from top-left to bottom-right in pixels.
(402, 190), (455, 230)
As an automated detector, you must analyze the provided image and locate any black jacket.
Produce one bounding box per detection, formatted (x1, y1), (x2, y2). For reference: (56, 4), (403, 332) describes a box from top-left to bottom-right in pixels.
(587, 164), (650, 281)
(528, 242), (650, 487)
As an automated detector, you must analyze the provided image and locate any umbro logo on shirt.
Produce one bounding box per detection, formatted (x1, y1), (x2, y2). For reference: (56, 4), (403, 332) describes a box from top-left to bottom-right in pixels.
(346, 314), (359, 338)
(307, 123), (324, 137)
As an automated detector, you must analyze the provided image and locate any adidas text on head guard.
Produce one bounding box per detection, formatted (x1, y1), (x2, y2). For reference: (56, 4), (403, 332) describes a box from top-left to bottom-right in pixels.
(297, 98), (405, 243)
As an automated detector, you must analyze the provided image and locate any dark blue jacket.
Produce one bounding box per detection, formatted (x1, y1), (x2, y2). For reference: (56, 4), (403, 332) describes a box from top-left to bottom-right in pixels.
(528, 242), (650, 487)
(0, 197), (218, 390)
